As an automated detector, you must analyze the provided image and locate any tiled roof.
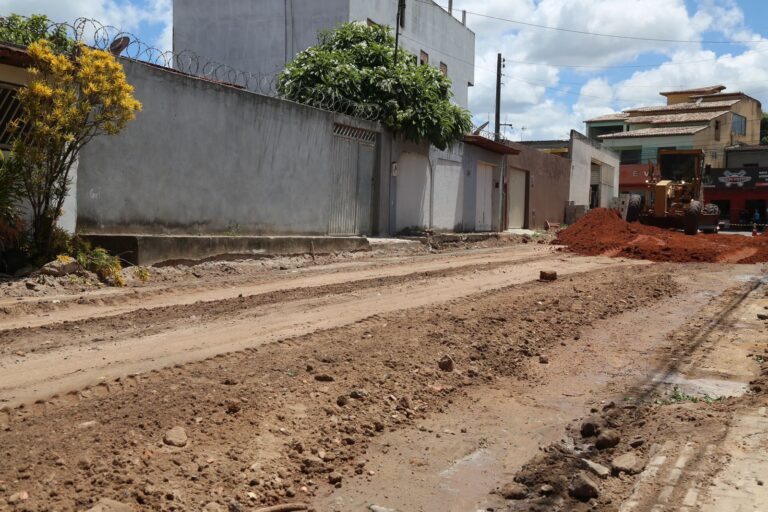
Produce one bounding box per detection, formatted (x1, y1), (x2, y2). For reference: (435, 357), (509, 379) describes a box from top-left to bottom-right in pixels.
(585, 112), (630, 122)
(659, 85), (725, 96)
(599, 125), (708, 139)
(625, 99), (740, 113)
(627, 110), (729, 125)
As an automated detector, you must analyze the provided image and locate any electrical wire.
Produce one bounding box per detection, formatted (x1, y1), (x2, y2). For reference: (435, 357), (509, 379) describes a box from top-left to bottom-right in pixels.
(415, 0), (766, 45)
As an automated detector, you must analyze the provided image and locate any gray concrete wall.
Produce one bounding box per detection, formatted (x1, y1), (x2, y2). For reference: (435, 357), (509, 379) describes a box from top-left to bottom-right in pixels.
(173, 0), (474, 108)
(173, 0), (349, 77)
(77, 59), (381, 236)
(506, 142), (571, 229)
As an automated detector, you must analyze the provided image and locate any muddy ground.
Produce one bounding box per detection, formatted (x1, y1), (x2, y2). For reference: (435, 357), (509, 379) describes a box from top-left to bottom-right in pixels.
(0, 241), (766, 512)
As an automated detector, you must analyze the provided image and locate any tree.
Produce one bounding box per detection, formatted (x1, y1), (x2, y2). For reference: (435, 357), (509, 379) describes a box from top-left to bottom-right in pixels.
(277, 23), (472, 150)
(761, 112), (768, 145)
(10, 39), (141, 259)
(0, 14), (72, 53)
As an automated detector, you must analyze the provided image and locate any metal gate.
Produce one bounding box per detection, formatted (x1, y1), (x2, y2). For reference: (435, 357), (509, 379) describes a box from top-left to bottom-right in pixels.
(328, 124), (377, 235)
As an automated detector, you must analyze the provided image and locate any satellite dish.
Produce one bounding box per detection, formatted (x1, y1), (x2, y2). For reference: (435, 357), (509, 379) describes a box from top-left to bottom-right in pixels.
(109, 36), (130, 56)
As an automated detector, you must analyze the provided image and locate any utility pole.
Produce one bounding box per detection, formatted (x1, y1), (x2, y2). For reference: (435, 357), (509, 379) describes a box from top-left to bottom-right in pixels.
(494, 53), (504, 142)
(394, 0), (406, 67)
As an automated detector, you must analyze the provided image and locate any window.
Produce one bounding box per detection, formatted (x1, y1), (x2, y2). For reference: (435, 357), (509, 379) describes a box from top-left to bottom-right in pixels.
(420, 50), (429, 66)
(0, 84), (23, 150)
(439, 62), (448, 76)
(399, 1), (406, 28)
(732, 114), (747, 136)
(714, 120), (721, 141)
(620, 149), (641, 165)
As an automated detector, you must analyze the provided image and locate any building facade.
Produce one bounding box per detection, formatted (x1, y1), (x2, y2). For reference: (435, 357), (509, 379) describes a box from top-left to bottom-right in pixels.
(586, 85), (762, 170)
(703, 146), (768, 228)
(173, 0), (475, 108)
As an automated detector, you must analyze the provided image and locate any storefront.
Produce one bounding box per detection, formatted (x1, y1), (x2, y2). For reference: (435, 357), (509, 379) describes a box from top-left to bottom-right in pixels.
(703, 167), (768, 229)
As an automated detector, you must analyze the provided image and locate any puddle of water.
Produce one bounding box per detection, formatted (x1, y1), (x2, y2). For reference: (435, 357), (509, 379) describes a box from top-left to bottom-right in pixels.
(653, 371), (749, 398)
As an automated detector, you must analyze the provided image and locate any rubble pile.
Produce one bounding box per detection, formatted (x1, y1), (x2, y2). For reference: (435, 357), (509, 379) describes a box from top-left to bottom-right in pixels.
(557, 208), (768, 263)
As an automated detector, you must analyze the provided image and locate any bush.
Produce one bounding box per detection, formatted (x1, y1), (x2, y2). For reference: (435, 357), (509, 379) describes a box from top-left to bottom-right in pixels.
(67, 237), (124, 287)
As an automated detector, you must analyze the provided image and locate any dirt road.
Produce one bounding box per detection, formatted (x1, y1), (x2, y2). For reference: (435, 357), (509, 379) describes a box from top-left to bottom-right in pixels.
(0, 243), (766, 512)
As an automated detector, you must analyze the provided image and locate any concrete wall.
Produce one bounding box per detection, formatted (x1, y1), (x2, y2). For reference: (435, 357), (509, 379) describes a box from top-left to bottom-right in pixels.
(570, 130), (620, 209)
(173, 0), (475, 108)
(77, 59), (381, 236)
(506, 142), (570, 229)
(461, 144), (504, 231)
(173, 0), (349, 76)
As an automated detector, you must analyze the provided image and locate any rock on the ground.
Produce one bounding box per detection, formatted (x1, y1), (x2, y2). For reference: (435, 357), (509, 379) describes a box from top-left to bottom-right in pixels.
(7, 491), (29, 504)
(163, 426), (188, 447)
(758, 313), (768, 320)
(568, 471), (599, 502)
(328, 472), (343, 485)
(581, 458), (611, 479)
(369, 506), (400, 512)
(202, 503), (223, 512)
(612, 452), (645, 475)
(85, 498), (135, 511)
(41, 257), (81, 277)
(580, 417), (601, 438)
(500, 481), (528, 500)
(540, 270), (558, 282)
(314, 374), (335, 382)
(595, 429), (620, 449)
(438, 355), (454, 372)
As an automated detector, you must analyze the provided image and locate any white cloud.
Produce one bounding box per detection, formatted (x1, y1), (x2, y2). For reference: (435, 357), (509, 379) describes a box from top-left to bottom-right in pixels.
(460, 0), (767, 139)
(3, 0), (172, 50)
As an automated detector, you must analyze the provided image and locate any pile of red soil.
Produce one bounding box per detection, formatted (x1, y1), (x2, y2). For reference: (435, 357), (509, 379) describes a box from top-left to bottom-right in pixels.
(557, 208), (768, 263)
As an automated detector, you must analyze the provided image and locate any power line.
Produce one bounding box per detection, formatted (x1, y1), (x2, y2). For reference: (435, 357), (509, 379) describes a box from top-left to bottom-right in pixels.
(416, 0), (767, 45)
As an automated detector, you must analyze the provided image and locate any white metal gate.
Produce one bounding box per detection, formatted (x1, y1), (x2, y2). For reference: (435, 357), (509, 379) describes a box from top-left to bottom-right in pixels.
(328, 124), (377, 236)
(475, 163), (494, 231)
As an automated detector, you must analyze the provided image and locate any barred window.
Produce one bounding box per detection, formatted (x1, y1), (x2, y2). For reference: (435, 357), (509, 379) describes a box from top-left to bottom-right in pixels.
(0, 83), (23, 150)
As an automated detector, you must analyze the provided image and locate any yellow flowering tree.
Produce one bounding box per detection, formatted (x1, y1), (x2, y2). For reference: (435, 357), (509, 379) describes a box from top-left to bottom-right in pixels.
(10, 40), (141, 259)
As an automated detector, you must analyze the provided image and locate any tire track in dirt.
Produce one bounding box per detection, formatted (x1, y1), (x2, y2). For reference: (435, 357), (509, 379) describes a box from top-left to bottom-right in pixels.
(0, 250), (561, 357)
(0, 246), (553, 331)
(0, 263), (674, 512)
(0, 255), (643, 409)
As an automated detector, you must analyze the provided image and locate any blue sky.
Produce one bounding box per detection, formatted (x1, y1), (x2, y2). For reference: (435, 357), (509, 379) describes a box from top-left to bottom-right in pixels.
(4, 0), (767, 140)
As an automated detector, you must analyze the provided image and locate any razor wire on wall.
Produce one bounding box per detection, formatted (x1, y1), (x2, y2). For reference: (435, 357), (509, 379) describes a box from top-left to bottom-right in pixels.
(4, 16), (383, 122)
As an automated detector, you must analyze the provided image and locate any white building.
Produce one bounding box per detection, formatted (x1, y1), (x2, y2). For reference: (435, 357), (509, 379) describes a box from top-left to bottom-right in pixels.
(173, 0), (475, 108)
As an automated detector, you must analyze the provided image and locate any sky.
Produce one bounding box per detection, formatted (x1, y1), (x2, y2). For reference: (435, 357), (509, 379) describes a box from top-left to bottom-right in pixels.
(4, 0), (768, 142)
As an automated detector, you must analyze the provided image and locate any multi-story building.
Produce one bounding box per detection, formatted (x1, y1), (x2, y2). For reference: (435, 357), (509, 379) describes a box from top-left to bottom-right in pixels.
(586, 85), (761, 169)
(586, 85), (765, 228)
(173, 0), (475, 108)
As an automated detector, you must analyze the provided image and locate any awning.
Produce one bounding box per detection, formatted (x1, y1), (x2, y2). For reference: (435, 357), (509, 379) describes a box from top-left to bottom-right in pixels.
(0, 42), (31, 68)
(463, 134), (520, 155)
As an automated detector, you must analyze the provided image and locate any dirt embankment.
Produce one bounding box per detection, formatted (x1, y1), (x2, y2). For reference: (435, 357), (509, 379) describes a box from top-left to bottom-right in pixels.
(557, 208), (768, 263)
(0, 266), (677, 512)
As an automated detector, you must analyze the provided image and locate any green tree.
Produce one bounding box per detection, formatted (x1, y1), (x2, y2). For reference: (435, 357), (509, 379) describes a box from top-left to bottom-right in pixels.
(761, 112), (768, 145)
(10, 40), (141, 260)
(277, 22), (472, 150)
(0, 154), (22, 224)
(0, 14), (72, 52)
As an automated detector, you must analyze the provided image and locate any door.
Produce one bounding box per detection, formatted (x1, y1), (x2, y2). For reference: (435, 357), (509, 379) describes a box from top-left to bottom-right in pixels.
(476, 163), (494, 231)
(328, 136), (358, 235)
(507, 168), (526, 229)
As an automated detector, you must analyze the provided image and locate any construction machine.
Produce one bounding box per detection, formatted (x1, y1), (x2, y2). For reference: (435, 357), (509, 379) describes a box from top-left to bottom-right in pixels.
(625, 149), (720, 235)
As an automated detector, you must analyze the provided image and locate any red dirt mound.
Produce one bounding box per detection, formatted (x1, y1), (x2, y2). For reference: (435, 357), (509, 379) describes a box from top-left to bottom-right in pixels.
(557, 208), (768, 263)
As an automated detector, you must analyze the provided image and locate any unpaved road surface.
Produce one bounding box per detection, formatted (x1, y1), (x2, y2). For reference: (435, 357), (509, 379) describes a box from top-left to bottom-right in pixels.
(0, 243), (767, 512)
